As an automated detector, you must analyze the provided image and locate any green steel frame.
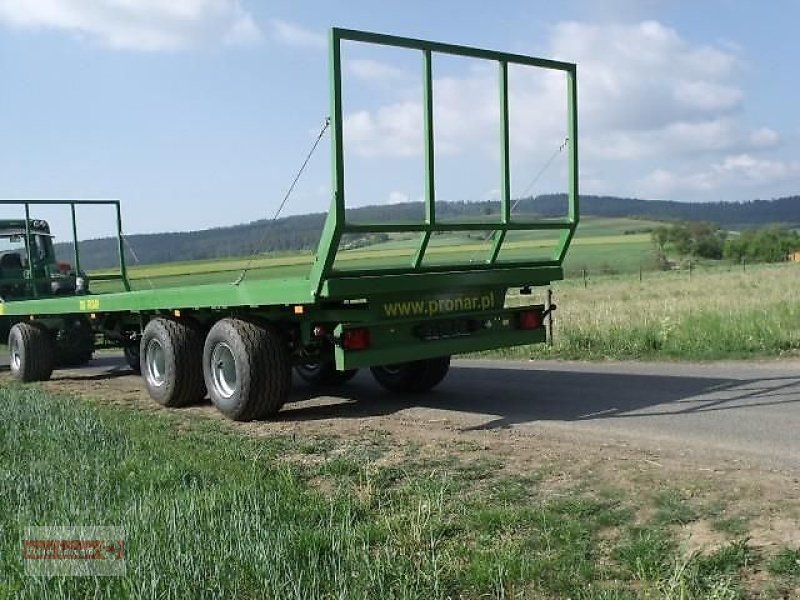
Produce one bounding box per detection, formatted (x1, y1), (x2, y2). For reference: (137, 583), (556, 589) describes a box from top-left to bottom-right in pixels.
(308, 28), (579, 296)
(0, 199), (131, 295)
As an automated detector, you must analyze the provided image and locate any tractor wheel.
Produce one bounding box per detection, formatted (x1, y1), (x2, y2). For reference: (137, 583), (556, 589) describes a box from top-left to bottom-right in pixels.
(295, 361), (357, 386)
(370, 356), (451, 394)
(8, 322), (55, 382)
(123, 345), (141, 374)
(56, 317), (94, 367)
(203, 318), (290, 421)
(140, 317), (205, 408)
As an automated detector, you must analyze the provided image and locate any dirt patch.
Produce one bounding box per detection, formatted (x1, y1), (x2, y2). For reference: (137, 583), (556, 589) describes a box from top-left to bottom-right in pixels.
(679, 520), (729, 555)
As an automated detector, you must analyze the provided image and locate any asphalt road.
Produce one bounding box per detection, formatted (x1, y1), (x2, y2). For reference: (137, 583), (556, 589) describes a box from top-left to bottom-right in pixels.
(3, 355), (799, 472)
(443, 360), (800, 472)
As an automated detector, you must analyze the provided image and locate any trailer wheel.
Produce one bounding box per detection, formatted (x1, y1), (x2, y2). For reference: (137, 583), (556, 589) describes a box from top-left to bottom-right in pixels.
(370, 356), (451, 394)
(203, 318), (290, 421)
(140, 317), (205, 408)
(8, 322), (55, 382)
(56, 317), (94, 367)
(295, 361), (357, 386)
(123, 345), (141, 374)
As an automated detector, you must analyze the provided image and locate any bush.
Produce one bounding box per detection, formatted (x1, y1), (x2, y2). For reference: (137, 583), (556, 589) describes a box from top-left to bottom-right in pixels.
(724, 226), (800, 263)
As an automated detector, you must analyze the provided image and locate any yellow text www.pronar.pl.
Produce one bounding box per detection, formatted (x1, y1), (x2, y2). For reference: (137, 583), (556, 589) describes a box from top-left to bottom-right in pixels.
(383, 293), (495, 318)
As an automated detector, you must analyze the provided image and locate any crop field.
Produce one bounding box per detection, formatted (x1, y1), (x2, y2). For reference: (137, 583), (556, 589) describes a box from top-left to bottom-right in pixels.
(88, 216), (657, 293)
(2, 383), (799, 598)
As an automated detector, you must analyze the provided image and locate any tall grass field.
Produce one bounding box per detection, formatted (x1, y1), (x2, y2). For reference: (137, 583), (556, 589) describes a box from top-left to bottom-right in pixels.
(502, 262), (800, 361)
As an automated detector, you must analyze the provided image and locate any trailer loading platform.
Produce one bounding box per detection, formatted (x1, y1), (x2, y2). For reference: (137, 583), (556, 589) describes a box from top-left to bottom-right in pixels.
(0, 28), (578, 421)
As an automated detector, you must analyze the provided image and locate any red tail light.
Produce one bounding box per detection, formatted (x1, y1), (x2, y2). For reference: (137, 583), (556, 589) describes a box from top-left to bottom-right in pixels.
(341, 328), (371, 350)
(517, 309), (543, 330)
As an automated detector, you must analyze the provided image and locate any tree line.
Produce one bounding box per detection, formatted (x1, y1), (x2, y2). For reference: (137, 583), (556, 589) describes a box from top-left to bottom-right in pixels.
(55, 194), (800, 270)
(651, 222), (800, 266)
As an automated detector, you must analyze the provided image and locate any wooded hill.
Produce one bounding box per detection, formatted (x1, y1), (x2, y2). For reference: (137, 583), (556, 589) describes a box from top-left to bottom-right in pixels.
(56, 194), (800, 270)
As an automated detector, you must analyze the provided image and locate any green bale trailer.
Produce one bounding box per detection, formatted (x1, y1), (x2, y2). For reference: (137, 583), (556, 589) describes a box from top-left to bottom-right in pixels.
(0, 28), (578, 421)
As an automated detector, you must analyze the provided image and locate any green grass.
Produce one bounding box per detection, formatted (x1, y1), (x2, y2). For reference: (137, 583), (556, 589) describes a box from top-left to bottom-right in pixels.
(768, 548), (800, 576)
(0, 384), (796, 598)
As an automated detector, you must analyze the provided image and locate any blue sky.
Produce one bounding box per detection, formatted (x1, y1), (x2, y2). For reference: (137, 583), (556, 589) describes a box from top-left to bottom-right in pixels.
(0, 0), (798, 239)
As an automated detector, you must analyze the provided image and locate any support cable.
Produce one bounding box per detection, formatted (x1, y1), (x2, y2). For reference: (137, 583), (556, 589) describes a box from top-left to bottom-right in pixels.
(234, 117), (330, 286)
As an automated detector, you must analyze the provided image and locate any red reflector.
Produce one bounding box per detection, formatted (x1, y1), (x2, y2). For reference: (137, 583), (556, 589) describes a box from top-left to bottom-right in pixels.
(517, 310), (543, 330)
(341, 328), (371, 350)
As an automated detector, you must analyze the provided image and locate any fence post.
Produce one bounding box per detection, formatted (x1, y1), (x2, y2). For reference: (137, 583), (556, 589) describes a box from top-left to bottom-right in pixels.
(546, 288), (554, 347)
(639, 264), (642, 282)
(742, 257), (746, 272)
(582, 268), (587, 288)
(688, 260), (693, 279)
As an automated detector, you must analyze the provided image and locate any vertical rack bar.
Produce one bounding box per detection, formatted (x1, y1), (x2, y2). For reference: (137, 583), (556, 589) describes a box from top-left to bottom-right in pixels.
(330, 31), (346, 226)
(310, 28), (346, 295)
(70, 203), (82, 275)
(23, 203), (37, 297)
(555, 66), (579, 263)
(567, 67), (579, 224)
(488, 60), (511, 264)
(413, 49), (436, 269)
(115, 201), (131, 291)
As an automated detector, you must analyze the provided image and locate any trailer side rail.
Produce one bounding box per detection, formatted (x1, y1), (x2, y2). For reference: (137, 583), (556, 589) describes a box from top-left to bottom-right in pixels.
(0, 199), (131, 296)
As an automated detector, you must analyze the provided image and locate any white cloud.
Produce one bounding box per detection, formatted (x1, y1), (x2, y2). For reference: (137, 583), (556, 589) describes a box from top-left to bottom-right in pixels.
(387, 191), (409, 204)
(268, 19), (325, 49)
(549, 21), (744, 134)
(348, 59), (405, 82)
(672, 81), (742, 112)
(344, 103), (423, 158)
(584, 118), (779, 161)
(341, 20), (774, 169)
(641, 154), (800, 196)
(749, 127), (780, 148)
(0, 0), (262, 51)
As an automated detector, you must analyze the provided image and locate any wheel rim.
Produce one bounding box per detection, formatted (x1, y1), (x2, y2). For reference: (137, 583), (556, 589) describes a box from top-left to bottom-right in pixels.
(10, 336), (21, 371)
(210, 343), (237, 399)
(145, 339), (167, 387)
(297, 362), (320, 375)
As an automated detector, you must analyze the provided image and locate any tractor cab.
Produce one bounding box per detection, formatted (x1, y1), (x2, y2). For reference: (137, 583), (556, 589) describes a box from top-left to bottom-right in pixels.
(0, 219), (87, 300)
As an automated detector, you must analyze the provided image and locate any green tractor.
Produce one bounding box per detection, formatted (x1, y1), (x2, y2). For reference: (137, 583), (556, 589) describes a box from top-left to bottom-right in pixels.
(1, 218), (94, 366)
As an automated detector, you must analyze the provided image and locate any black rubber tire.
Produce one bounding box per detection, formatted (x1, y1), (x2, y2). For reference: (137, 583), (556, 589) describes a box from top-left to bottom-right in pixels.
(123, 345), (141, 374)
(140, 317), (206, 408)
(370, 356), (451, 394)
(56, 317), (94, 367)
(8, 321), (55, 382)
(203, 318), (291, 421)
(295, 361), (358, 386)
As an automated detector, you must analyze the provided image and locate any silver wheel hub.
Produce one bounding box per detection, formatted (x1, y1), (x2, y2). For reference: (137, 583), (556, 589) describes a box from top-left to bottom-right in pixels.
(145, 339), (167, 387)
(211, 343), (237, 399)
(10, 336), (21, 371)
